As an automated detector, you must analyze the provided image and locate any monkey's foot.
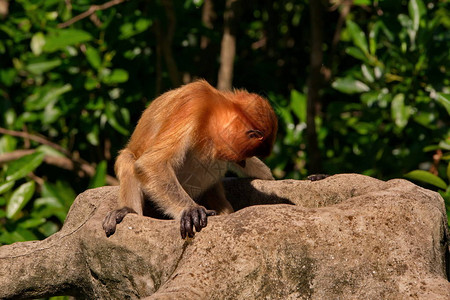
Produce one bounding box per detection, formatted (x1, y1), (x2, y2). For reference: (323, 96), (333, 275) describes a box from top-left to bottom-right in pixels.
(180, 206), (216, 239)
(103, 207), (137, 237)
(307, 174), (329, 181)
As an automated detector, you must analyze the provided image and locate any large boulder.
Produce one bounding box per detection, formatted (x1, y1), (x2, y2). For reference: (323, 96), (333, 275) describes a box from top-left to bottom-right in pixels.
(0, 174), (449, 299)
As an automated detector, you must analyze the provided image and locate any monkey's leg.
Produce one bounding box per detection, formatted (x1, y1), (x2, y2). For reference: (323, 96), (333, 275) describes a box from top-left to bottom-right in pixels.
(103, 206), (137, 237)
(200, 182), (234, 215)
(103, 150), (143, 237)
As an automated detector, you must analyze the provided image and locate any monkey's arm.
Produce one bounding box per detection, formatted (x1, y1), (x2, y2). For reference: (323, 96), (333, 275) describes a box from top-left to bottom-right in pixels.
(230, 157), (274, 180)
(103, 150), (143, 237)
(134, 150), (216, 239)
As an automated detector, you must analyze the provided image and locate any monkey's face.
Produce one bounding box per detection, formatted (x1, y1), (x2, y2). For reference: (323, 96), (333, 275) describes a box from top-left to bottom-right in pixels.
(214, 118), (276, 162)
(209, 93), (277, 163)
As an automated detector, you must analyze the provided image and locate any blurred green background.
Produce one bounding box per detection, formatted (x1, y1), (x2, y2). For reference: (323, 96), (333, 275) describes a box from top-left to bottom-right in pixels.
(0, 0), (449, 248)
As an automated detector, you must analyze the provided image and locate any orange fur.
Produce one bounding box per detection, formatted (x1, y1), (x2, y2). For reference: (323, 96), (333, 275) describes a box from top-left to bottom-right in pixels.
(104, 80), (277, 238)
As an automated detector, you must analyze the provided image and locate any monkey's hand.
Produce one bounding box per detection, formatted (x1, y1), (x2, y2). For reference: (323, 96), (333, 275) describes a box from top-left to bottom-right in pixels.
(180, 206), (216, 239)
(103, 207), (137, 237)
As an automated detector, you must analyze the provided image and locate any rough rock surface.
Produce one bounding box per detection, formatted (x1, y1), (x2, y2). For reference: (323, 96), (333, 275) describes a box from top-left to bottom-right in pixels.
(0, 174), (449, 299)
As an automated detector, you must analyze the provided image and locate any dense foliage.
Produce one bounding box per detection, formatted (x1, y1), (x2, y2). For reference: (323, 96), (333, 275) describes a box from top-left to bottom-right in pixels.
(0, 0), (449, 246)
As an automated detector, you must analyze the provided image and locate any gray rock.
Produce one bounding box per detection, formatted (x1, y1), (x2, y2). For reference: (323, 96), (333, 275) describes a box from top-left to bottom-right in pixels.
(0, 174), (449, 299)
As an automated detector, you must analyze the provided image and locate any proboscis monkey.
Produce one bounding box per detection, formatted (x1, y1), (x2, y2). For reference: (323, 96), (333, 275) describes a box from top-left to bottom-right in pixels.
(103, 80), (277, 239)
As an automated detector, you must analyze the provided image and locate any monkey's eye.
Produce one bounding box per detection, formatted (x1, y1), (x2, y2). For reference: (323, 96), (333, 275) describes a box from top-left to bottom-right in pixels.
(246, 130), (264, 140)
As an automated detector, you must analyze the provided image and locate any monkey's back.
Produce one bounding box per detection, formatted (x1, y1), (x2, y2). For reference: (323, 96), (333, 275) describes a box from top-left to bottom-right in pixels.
(126, 81), (223, 159)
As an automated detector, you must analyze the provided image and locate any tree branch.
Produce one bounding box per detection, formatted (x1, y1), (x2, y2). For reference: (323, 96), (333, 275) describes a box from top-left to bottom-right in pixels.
(200, 0), (215, 49)
(0, 0), (8, 19)
(0, 149), (35, 164)
(217, 0), (241, 91)
(57, 0), (128, 28)
(0, 127), (69, 156)
(0, 149), (118, 185)
(306, 0), (325, 174)
(0, 128), (119, 185)
(160, 0), (182, 87)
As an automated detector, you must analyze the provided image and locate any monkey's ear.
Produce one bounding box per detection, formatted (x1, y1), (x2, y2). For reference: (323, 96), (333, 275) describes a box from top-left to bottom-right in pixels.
(246, 130), (264, 140)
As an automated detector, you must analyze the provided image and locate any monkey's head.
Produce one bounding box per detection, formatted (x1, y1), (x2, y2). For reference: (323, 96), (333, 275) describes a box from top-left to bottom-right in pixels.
(212, 92), (278, 162)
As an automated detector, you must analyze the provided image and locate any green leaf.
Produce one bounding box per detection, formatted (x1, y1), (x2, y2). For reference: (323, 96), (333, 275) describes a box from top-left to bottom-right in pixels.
(413, 111), (435, 128)
(0, 68), (17, 87)
(0, 231), (14, 245)
(25, 84), (72, 110)
(398, 14), (413, 30)
(120, 107), (130, 126)
(43, 29), (93, 53)
(119, 18), (152, 40)
(6, 152), (45, 182)
(119, 23), (134, 40)
(436, 93), (450, 116)
(6, 181), (35, 219)
(89, 160), (107, 188)
(391, 93), (411, 129)
(33, 196), (67, 222)
(409, 0), (426, 32)
(25, 59), (62, 75)
(398, 14), (415, 50)
(85, 76), (100, 90)
(3, 108), (16, 127)
(43, 104), (62, 124)
(33, 196), (67, 221)
(405, 170), (447, 190)
(361, 64), (374, 83)
(135, 18), (152, 32)
(18, 217), (46, 229)
(0, 135), (17, 154)
(346, 20), (369, 55)
(0, 181), (15, 195)
(87, 125), (100, 146)
(35, 145), (65, 157)
(10, 227), (38, 242)
(41, 181), (76, 209)
(290, 90), (306, 123)
(423, 145), (440, 152)
(0, 24), (17, 38)
(105, 102), (129, 135)
(332, 77), (370, 94)
(30, 32), (46, 56)
(39, 221), (59, 236)
(369, 21), (381, 55)
(439, 139), (450, 151)
(277, 106), (294, 126)
(354, 0), (371, 5)
(379, 21), (394, 42)
(346, 47), (367, 62)
(102, 69), (129, 84)
(34, 197), (64, 210)
(447, 162), (450, 185)
(86, 46), (102, 69)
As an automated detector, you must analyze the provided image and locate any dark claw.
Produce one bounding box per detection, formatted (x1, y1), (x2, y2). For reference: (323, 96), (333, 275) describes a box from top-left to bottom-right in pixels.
(103, 207), (137, 237)
(180, 206), (216, 239)
(307, 174), (329, 181)
(192, 209), (201, 232)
